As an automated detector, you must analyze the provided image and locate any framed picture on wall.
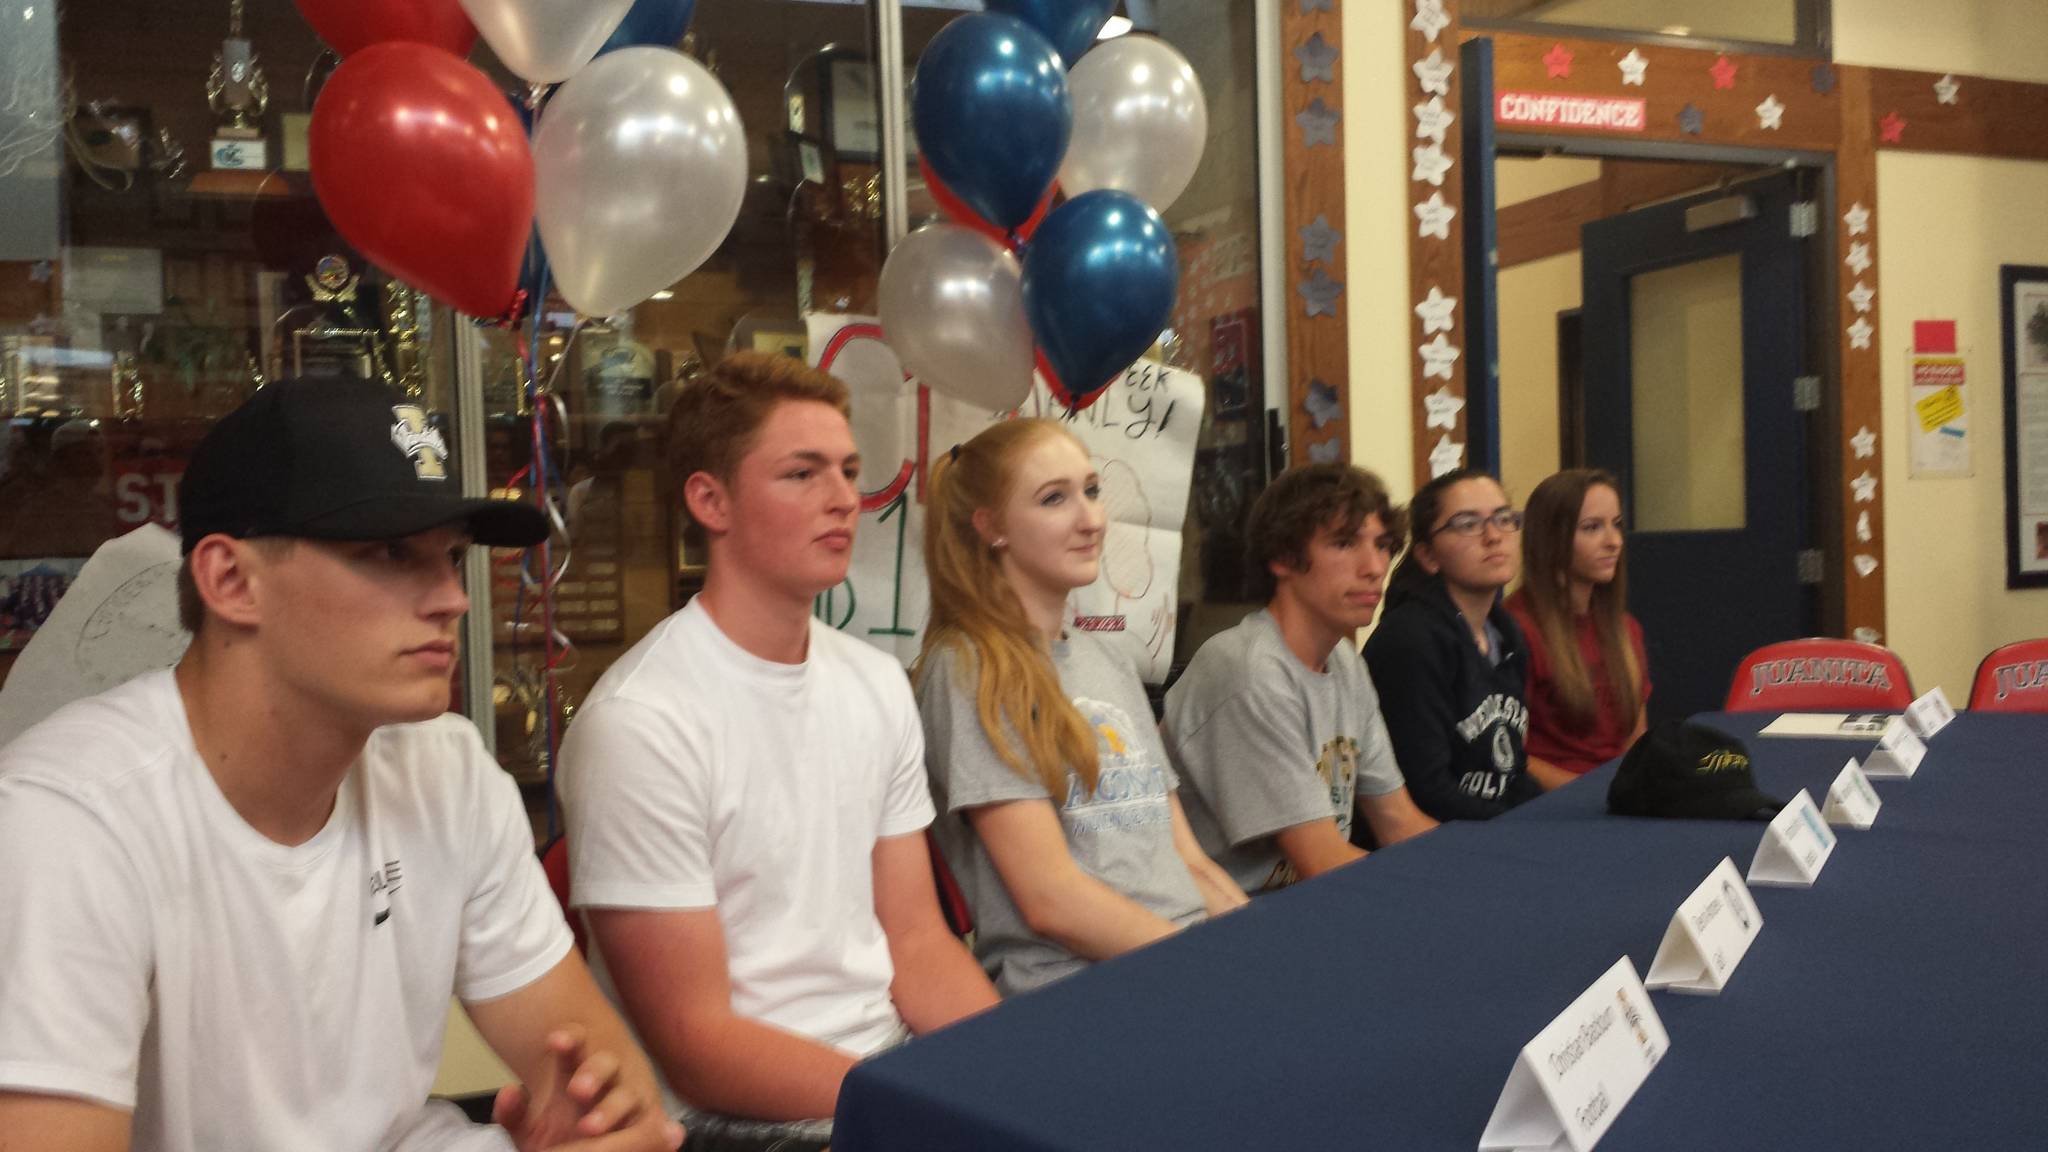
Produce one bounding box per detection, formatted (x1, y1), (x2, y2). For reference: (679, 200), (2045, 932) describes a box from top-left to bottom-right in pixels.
(1998, 264), (2048, 589)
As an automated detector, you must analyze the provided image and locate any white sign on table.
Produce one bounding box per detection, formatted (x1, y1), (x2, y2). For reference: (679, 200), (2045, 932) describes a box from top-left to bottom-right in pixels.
(1904, 687), (1957, 740)
(1645, 858), (1763, 995)
(1748, 789), (1837, 888)
(1822, 759), (1884, 829)
(1862, 717), (1927, 779)
(1479, 957), (1670, 1152)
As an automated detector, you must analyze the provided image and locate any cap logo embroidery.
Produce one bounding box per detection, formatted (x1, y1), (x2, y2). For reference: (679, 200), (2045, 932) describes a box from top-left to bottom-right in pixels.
(390, 406), (449, 481)
(1696, 750), (1749, 775)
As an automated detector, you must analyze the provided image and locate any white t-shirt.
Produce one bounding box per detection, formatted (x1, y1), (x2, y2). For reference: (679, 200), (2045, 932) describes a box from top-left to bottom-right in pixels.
(0, 669), (573, 1152)
(558, 599), (935, 1079)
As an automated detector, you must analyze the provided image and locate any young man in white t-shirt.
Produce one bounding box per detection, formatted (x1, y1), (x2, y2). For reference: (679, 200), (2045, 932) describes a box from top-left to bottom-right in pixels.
(559, 352), (998, 1151)
(0, 379), (681, 1152)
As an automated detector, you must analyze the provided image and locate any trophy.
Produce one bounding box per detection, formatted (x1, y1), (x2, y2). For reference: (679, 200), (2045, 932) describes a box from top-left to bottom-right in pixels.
(206, 0), (269, 170)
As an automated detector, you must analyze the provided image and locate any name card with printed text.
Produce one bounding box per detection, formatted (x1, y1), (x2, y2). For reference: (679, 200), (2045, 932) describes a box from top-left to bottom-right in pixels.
(1645, 858), (1763, 995)
(1748, 789), (1837, 887)
(1861, 717), (1926, 779)
(1822, 759), (1883, 829)
(1479, 957), (1670, 1152)
(1904, 687), (1957, 740)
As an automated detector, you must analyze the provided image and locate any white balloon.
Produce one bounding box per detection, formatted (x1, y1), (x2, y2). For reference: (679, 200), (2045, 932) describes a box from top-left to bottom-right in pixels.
(879, 224), (1034, 411)
(534, 48), (748, 318)
(458, 0), (635, 84)
(1059, 35), (1208, 213)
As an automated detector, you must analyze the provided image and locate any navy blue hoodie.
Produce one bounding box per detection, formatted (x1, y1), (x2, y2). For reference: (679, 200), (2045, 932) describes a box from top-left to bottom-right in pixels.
(1363, 574), (1539, 822)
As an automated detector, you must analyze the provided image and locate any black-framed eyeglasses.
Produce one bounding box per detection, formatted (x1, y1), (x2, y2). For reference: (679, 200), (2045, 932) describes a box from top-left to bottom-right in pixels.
(1431, 509), (1524, 538)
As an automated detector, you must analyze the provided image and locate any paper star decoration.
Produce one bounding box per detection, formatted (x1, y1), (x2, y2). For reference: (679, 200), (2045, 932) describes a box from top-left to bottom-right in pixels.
(1305, 378), (1342, 429)
(28, 260), (52, 284)
(1424, 385), (1465, 431)
(1414, 286), (1458, 335)
(1414, 49), (1455, 97)
(1413, 96), (1456, 144)
(1844, 202), (1871, 235)
(1851, 425), (1877, 459)
(1429, 435), (1466, 478)
(1853, 554), (1880, 578)
(1308, 438), (1345, 464)
(1846, 241), (1873, 274)
(1812, 64), (1836, 94)
(1857, 511), (1873, 543)
(1880, 112), (1906, 143)
(1411, 143), (1453, 186)
(1618, 49), (1647, 86)
(1419, 334), (1460, 380)
(1852, 470), (1878, 503)
(1678, 104), (1704, 135)
(1294, 33), (1338, 84)
(1934, 74), (1960, 105)
(1410, 0), (1449, 43)
(1853, 626), (1882, 644)
(1710, 55), (1738, 90)
(1756, 95), (1785, 130)
(1414, 192), (1457, 240)
(1298, 268), (1344, 318)
(1847, 281), (1875, 313)
(1299, 215), (1341, 266)
(1297, 98), (1341, 147)
(1849, 316), (1874, 349)
(1544, 43), (1573, 79)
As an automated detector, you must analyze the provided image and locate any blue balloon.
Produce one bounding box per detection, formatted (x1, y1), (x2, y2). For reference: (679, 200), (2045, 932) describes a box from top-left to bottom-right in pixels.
(598, 0), (695, 55)
(1022, 190), (1179, 409)
(985, 0), (1117, 70)
(912, 13), (1070, 232)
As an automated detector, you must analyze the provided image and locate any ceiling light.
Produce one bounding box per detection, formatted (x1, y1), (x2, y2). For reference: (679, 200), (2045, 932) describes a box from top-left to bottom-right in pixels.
(1098, 15), (1131, 40)
(650, 290), (674, 301)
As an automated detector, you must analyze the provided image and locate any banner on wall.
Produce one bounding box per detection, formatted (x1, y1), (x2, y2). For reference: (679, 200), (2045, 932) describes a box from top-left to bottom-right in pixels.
(805, 313), (1204, 682)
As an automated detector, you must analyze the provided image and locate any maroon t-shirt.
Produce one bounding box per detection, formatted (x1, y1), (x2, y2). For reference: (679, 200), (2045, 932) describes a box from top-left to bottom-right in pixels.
(1505, 593), (1651, 775)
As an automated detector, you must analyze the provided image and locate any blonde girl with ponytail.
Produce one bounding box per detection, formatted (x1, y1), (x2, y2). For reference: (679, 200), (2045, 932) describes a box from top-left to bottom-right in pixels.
(914, 419), (1245, 997)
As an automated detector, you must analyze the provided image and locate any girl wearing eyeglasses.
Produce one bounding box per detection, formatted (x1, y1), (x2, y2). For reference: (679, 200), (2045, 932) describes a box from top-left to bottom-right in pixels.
(1363, 468), (1549, 823)
(1504, 469), (1650, 779)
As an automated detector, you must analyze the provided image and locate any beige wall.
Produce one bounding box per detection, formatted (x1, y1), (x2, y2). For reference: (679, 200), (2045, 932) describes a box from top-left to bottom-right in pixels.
(1344, 0), (1415, 499)
(1871, 152), (2048, 696)
(1497, 251), (1578, 502)
(434, 1003), (515, 1096)
(1838, 0), (2048, 695)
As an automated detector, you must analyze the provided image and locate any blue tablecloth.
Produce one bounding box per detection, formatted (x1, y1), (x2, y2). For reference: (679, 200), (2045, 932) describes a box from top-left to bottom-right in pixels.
(834, 713), (2048, 1151)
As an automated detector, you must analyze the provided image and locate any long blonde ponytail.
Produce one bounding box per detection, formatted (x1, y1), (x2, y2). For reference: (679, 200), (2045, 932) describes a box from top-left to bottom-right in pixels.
(914, 419), (1101, 799)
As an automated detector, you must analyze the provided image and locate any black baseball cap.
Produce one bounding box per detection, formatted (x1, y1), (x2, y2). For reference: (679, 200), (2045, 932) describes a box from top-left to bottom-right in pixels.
(1608, 721), (1784, 821)
(179, 378), (548, 553)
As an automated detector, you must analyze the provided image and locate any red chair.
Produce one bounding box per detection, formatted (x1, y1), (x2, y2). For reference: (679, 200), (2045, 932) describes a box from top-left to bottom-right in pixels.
(1724, 638), (1915, 712)
(927, 830), (974, 938)
(539, 836), (589, 956)
(1969, 640), (2048, 712)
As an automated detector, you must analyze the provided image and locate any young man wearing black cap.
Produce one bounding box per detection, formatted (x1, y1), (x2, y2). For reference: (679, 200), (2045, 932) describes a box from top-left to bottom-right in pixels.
(0, 380), (681, 1152)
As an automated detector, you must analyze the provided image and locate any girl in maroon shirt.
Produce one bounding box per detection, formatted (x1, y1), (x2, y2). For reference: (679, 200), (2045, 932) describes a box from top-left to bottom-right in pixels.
(1505, 469), (1651, 776)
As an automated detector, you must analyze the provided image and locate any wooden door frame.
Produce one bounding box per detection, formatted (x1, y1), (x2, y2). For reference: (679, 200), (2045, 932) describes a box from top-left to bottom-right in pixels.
(1398, 2), (2048, 644)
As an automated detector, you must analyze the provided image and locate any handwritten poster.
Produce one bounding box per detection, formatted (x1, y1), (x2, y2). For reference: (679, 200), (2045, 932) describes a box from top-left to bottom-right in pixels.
(806, 314), (1204, 682)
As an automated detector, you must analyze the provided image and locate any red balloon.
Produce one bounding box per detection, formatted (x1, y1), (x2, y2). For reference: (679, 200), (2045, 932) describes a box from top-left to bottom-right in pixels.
(310, 44), (533, 318)
(295, 0), (477, 58)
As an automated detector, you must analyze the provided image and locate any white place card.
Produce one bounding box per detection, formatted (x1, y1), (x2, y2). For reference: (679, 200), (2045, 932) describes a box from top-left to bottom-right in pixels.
(1861, 717), (1926, 779)
(1645, 858), (1763, 995)
(1748, 789), (1837, 888)
(1904, 687), (1957, 740)
(1822, 759), (1883, 829)
(1479, 957), (1670, 1152)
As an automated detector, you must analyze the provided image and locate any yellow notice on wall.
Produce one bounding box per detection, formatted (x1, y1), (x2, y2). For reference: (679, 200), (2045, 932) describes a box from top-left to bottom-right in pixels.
(1915, 385), (1964, 432)
(1908, 353), (1970, 477)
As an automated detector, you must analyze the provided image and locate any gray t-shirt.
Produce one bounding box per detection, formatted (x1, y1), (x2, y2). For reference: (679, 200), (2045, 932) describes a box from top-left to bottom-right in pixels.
(1163, 609), (1406, 893)
(917, 632), (1207, 997)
